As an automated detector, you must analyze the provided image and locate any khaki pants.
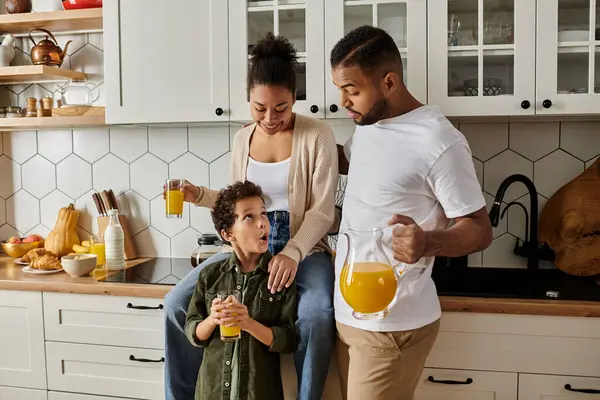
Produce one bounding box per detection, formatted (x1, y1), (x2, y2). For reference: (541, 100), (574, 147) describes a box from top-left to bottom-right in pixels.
(336, 319), (440, 400)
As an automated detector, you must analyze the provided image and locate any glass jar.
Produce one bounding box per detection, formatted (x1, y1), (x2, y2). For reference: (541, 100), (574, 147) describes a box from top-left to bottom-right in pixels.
(59, 78), (100, 106)
(191, 234), (223, 268)
(6, 106), (21, 118)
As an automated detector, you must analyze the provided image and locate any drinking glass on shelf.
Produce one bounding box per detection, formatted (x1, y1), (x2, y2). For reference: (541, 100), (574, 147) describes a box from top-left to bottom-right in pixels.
(165, 179), (184, 219)
(217, 290), (242, 342)
(89, 233), (105, 267)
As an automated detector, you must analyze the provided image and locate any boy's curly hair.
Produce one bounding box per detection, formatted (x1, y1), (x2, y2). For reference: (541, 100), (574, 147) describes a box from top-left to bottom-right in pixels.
(211, 181), (264, 238)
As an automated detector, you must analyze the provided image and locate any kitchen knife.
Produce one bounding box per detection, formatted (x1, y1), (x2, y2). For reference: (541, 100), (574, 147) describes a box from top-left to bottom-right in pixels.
(100, 190), (113, 213)
(92, 192), (105, 216)
(107, 189), (119, 211)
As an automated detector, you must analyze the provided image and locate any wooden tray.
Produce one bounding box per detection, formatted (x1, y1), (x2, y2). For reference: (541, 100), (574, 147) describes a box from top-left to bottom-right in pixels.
(52, 106), (105, 117)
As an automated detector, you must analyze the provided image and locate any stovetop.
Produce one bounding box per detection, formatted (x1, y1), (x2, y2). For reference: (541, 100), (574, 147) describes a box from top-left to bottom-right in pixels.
(97, 258), (192, 285)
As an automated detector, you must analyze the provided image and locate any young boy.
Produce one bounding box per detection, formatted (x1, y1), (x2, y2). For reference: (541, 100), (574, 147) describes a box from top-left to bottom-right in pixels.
(184, 180), (298, 400)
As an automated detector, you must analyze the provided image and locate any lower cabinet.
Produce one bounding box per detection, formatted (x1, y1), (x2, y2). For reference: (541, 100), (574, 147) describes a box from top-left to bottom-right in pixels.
(46, 342), (164, 400)
(49, 392), (135, 400)
(519, 373), (600, 399)
(0, 386), (47, 400)
(415, 368), (518, 400)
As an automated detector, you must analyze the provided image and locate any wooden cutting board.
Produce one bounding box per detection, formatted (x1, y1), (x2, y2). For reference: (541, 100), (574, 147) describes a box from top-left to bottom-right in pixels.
(539, 158), (600, 276)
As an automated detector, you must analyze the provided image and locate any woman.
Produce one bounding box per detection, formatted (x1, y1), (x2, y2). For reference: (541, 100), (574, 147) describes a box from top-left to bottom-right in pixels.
(164, 33), (338, 400)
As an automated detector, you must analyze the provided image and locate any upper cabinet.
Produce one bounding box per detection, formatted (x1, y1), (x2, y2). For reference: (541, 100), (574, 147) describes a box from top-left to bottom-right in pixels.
(325, 0), (427, 119)
(229, 0), (325, 121)
(537, 0), (600, 114)
(428, 0), (536, 116)
(104, 0), (230, 124)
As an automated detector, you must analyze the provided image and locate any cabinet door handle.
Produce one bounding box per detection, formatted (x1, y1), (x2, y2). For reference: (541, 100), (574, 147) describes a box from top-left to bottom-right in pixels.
(565, 384), (600, 394)
(127, 303), (163, 310)
(310, 105), (319, 113)
(129, 355), (165, 363)
(542, 99), (552, 109)
(215, 107), (224, 116)
(521, 100), (530, 109)
(428, 376), (473, 385)
(330, 104), (339, 113)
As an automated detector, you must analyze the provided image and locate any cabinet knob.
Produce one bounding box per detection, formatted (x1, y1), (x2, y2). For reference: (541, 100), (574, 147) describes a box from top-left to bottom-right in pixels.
(542, 99), (552, 109)
(215, 108), (224, 116)
(329, 104), (338, 113)
(310, 105), (319, 114)
(520, 100), (530, 109)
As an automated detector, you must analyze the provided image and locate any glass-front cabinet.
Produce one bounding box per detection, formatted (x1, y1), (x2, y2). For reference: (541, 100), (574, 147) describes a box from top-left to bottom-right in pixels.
(428, 0), (536, 116)
(537, 0), (600, 114)
(229, 0), (325, 121)
(325, 0), (427, 119)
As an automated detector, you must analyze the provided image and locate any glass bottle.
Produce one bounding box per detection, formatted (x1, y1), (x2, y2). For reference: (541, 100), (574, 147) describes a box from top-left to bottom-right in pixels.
(104, 209), (125, 271)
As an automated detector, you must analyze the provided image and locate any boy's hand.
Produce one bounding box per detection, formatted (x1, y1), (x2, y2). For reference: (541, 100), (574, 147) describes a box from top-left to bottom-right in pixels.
(268, 254), (298, 293)
(208, 298), (225, 325)
(221, 303), (251, 331)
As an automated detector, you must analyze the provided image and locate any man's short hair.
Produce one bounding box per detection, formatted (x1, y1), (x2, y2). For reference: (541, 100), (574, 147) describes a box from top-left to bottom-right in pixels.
(330, 25), (402, 74)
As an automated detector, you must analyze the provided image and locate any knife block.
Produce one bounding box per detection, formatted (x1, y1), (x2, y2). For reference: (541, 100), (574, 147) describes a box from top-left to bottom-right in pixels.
(97, 215), (138, 260)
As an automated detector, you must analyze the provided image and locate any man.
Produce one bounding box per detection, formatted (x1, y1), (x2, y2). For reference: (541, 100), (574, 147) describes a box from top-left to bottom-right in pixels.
(331, 26), (493, 400)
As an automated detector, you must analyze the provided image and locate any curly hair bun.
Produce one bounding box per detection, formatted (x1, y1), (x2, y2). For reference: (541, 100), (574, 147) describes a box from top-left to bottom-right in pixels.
(250, 32), (298, 66)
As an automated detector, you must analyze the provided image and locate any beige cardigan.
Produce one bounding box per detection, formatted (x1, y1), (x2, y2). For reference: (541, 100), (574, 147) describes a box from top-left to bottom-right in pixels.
(194, 114), (339, 263)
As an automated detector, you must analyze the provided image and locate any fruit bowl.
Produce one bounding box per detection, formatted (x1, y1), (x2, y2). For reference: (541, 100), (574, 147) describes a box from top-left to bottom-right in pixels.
(1, 235), (45, 258)
(61, 254), (97, 277)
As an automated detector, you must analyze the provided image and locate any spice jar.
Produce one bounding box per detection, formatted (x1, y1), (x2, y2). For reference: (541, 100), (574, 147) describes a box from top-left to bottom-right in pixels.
(191, 234), (223, 268)
(6, 106), (21, 118)
(25, 97), (37, 117)
(40, 97), (53, 117)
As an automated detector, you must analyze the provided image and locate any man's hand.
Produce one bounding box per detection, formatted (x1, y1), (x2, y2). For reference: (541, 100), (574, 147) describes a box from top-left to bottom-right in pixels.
(268, 254), (298, 293)
(388, 214), (427, 264)
(221, 303), (251, 331)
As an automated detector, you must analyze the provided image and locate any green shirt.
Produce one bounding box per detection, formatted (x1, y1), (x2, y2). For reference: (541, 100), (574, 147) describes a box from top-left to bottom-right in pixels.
(184, 251), (298, 400)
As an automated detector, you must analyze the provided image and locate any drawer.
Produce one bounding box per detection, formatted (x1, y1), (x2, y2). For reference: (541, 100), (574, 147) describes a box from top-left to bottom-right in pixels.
(415, 368), (518, 400)
(49, 392), (138, 400)
(43, 292), (164, 349)
(46, 342), (164, 400)
(0, 386), (46, 400)
(519, 373), (600, 399)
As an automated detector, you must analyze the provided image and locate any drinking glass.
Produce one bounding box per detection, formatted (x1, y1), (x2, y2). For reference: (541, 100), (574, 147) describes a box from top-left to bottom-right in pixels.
(89, 233), (105, 267)
(217, 290), (241, 342)
(165, 179), (184, 219)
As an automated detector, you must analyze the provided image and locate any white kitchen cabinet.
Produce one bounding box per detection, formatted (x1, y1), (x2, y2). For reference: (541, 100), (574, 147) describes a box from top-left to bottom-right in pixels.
(325, 0), (427, 118)
(43, 292), (164, 350)
(104, 0), (229, 124)
(49, 391), (134, 400)
(519, 374), (600, 399)
(0, 386), (46, 400)
(415, 368), (517, 400)
(428, 0), (537, 116)
(46, 342), (164, 400)
(536, 0), (600, 114)
(229, 0), (325, 121)
(0, 290), (47, 390)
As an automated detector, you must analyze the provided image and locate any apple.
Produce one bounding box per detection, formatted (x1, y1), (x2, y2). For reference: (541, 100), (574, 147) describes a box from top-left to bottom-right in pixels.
(7, 236), (21, 244)
(31, 234), (43, 242)
(24, 234), (43, 243)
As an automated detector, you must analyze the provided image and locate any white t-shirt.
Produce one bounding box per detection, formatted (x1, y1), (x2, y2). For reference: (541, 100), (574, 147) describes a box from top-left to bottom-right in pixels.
(334, 105), (486, 332)
(246, 157), (290, 212)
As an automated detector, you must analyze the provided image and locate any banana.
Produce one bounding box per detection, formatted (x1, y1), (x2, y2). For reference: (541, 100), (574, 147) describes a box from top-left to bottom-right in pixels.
(81, 240), (90, 247)
(72, 244), (89, 254)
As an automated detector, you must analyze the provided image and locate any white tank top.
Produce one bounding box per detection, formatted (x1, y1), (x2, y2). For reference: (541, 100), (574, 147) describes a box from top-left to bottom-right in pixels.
(246, 157), (290, 212)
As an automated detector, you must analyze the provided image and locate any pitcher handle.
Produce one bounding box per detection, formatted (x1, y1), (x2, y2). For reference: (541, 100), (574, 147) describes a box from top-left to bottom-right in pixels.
(87, 82), (101, 103)
(339, 231), (352, 284)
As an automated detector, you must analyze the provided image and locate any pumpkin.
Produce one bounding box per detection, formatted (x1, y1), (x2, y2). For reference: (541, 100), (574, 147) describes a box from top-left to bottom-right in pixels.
(45, 203), (80, 257)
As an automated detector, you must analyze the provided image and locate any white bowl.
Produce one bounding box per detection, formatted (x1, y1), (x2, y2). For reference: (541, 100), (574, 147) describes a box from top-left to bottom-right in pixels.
(61, 254), (97, 277)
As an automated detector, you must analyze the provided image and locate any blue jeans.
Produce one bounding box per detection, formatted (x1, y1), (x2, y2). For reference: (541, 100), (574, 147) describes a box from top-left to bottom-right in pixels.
(164, 211), (335, 400)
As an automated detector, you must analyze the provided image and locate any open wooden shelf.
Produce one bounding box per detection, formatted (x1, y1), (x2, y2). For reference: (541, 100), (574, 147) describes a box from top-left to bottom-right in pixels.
(0, 65), (86, 83)
(0, 115), (105, 130)
(0, 8), (103, 34)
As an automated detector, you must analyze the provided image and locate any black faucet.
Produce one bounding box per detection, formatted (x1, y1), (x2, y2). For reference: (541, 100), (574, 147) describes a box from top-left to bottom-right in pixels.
(489, 174), (554, 270)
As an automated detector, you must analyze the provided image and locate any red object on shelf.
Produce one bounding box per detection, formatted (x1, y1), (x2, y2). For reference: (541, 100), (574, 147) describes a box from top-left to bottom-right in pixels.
(62, 0), (102, 10)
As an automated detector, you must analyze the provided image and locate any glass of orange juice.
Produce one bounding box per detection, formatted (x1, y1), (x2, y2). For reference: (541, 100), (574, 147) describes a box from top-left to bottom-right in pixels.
(89, 234), (106, 267)
(217, 290), (241, 342)
(165, 179), (185, 219)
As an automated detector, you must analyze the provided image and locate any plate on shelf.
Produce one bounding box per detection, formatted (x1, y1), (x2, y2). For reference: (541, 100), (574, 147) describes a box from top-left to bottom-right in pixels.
(13, 258), (29, 266)
(22, 266), (63, 275)
(62, 0), (102, 10)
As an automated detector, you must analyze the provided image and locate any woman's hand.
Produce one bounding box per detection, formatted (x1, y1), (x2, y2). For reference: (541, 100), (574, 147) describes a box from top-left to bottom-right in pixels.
(221, 302), (251, 331)
(268, 254), (298, 294)
(162, 179), (201, 203)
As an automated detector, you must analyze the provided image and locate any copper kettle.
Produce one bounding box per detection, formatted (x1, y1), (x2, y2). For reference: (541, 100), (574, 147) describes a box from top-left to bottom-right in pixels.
(29, 28), (71, 67)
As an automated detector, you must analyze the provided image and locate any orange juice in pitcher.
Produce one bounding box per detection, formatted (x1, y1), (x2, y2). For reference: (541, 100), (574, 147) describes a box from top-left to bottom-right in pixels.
(340, 227), (400, 320)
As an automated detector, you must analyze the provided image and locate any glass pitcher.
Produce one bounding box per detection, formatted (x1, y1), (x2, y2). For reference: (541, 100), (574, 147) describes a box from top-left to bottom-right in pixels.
(340, 226), (403, 320)
(59, 78), (100, 106)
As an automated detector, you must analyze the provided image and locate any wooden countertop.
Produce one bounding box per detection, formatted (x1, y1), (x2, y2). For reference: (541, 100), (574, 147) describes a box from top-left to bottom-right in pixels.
(1, 256), (600, 317)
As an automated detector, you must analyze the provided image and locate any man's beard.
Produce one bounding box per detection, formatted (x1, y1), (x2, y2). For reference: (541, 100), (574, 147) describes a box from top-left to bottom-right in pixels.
(353, 96), (388, 126)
